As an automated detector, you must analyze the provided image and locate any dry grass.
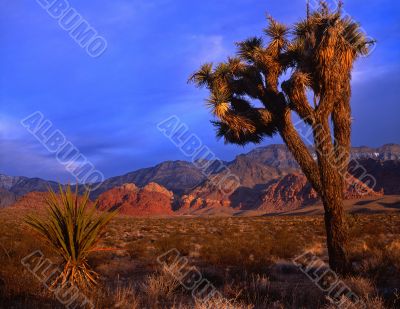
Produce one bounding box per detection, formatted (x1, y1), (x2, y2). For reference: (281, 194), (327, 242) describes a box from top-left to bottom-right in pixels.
(143, 263), (182, 306)
(0, 207), (399, 308)
(95, 282), (140, 309)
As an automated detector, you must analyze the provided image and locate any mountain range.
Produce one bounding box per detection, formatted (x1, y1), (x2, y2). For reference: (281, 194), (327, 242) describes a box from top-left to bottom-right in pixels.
(1, 144), (400, 215)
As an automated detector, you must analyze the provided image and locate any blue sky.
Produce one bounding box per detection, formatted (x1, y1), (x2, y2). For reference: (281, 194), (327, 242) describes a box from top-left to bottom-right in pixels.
(0, 0), (399, 182)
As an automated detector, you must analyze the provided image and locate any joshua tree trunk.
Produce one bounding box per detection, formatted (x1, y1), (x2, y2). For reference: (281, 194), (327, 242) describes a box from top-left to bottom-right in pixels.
(313, 114), (350, 274)
(322, 194), (349, 274)
(279, 108), (350, 274)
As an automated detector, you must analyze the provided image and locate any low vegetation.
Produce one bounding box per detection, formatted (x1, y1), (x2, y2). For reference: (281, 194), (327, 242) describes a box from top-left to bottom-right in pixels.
(24, 185), (116, 290)
(0, 208), (399, 308)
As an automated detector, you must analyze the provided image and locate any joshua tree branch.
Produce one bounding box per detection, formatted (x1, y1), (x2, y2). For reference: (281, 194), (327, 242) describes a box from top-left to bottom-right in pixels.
(256, 108), (274, 123)
(212, 106), (278, 145)
(277, 107), (322, 195)
(282, 74), (315, 125)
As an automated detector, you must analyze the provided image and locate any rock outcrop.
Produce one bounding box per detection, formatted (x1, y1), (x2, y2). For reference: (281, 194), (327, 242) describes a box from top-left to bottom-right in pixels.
(97, 182), (174, 216)
(179, 172), (383, 213)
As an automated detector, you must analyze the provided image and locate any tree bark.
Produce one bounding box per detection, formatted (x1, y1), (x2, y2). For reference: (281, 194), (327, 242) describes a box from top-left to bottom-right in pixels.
(322, 194), (350, 274)
(313, 113), (350, 274)
(332, 80), (352, 189)
(277, 108), (323, 196)
(276, 102), (350, 274)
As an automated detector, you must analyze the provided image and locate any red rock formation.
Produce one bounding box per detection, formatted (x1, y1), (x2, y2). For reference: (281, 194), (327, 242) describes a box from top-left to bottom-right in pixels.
(344, 174), (384, 199)
(349, 158), (400, 195)
(258, 173), (319, 212)
(258, 173), (382, 212)
(180, 173), (383, 213)
(7, 172), (384, 216)
(97, 183), (174, 216)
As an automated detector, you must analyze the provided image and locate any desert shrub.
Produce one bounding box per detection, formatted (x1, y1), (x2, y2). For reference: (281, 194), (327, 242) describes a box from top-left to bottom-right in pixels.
(155, 234), (193, 257)
(25, 185), (117, 290)
(94, 282), (140, 309)
(194, 295), (252, 309)
(225, 274), (270, 307)
(385, 239), (400, 270)
(197, 233), (273, 274)
(348, 215), (387, 239)
(143, 263), (182, 304)
(270, 228), (303, 259)
(344, 276), (376, 301)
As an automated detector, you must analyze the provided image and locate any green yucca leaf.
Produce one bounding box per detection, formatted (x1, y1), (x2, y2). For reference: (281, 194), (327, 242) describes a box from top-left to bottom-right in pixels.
(25, 184), (118, 289)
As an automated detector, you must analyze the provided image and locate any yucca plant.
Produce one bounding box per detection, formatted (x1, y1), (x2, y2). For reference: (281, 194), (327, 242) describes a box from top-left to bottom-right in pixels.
(25, 185), (116, 290)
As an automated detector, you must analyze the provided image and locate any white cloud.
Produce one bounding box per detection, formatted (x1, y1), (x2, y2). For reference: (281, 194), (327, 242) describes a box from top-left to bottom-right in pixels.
(187, 35), (230, 65)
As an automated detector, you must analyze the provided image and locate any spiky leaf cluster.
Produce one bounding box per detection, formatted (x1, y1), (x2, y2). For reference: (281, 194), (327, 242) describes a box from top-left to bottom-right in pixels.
(190, 1), (373, 145)
(25, 185), (117, 289)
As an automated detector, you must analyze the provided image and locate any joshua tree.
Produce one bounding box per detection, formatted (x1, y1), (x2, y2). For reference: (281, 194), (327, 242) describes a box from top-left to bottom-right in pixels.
(190, 2), (373, 274)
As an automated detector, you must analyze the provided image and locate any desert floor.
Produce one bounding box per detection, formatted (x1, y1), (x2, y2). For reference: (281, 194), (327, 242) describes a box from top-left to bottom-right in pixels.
(0, 201), (399, 308)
